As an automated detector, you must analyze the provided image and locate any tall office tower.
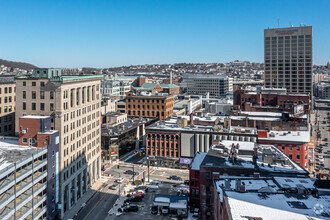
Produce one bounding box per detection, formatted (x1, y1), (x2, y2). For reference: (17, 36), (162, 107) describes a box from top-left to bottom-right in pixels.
(15, 69), (103, 218)
(264, 26), (313, 94)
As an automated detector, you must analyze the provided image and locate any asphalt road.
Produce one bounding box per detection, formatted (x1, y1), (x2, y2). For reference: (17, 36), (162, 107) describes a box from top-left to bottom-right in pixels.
(74, 180), (121, 220)
(314, 101), (330, 176)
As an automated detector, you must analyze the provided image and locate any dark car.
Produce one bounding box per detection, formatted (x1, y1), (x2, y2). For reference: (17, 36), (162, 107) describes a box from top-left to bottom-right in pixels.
(169, 175), (182, 181)
(124, 170), (138, 175)
(124, 194), (143, 203)
(134, 185), (148, 191)
(109, 184), (118, 190)
(184, 180), (189, 185)
(151, 205), (158, 215)
(123, 204), (139, 212)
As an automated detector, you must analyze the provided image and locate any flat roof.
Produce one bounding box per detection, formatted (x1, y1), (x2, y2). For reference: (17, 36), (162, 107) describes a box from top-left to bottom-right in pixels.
(20, 115), (50, 119)
(259, 130), (310, 143)
(0, 137), (46, 171)
(215, 177), (329, 220)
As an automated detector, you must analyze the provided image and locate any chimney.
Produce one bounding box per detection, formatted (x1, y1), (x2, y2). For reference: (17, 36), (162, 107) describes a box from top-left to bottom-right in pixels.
(253, 172), (260, 179)
(190, 113), (194, 125)
(253, 144), (258, 167)
(224, 179), (231, 190)
(235, 179), (241, 191)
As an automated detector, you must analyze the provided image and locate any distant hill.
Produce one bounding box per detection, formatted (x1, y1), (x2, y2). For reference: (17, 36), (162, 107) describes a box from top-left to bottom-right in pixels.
(0, 59), (38, 70)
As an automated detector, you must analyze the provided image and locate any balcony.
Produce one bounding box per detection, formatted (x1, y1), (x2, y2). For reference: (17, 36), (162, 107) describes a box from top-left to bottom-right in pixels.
(33, 206), (47, 220)
(0, 174), (15, 195)
(34, 160), (47, 172)
(34, 182), (47, 196)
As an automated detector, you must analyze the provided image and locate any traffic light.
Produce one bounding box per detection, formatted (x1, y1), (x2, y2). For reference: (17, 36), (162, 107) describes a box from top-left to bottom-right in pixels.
(134, 151), (136, 155)
(139, 152), (142, 156)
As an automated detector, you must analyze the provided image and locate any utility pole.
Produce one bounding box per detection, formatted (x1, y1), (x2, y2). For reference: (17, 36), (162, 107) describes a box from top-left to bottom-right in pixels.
(133, 163), (135, 183)
(147, 156), (150, 183)
(119, 173), (121, 197)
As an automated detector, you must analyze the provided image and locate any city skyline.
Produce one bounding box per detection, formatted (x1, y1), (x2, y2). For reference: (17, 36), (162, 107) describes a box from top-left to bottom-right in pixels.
(0, 0), (329, 68)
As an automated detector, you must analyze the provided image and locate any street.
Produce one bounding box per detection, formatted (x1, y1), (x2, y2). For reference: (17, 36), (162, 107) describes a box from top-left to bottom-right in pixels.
(313, 100), (330, 178)
(73, 158), (189, 220)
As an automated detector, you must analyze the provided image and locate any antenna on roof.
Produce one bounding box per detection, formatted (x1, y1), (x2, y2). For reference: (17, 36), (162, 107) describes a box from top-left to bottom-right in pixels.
(277, 18), (280, 28)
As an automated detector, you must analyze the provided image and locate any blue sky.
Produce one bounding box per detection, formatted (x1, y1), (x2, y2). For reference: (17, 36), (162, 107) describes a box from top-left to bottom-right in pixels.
(0, 0), (329, 67)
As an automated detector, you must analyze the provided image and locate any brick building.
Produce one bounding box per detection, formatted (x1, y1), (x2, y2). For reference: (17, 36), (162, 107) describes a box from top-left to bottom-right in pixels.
(234, 86), (310, 115)
(189, 141), (309, 220)
(0, 76), (15, 136)
(257, 130), (310, 169)
(145, 115), (258, 168)
(126, 91), (174, 120)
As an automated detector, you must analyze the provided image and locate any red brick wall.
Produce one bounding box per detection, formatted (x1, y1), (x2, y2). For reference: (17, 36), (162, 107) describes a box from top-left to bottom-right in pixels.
(258, 140), (309, 169)
(146, 131), (180, 158)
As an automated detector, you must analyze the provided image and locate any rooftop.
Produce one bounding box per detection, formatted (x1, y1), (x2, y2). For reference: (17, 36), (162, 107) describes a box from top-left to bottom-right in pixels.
(0, 137), (46, 171)
(259, 130), (310, 143)
(215, 177), (330, 220)
(192, 141), (306, 175)
(20, 115), (50, 119)
(102, 117), (154, 136)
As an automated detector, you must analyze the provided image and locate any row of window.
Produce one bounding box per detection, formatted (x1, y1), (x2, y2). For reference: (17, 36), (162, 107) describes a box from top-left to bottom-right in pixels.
(0, 96), (14, 104)
(0, 105), (13, 113)
(23, 91), (54, 100)
(147, 150), (179, 157)
(127, 98), (166, 103)
(0, 86), (14, 94)
(23, 102), (53, 111)
(277, 144), (308, 151)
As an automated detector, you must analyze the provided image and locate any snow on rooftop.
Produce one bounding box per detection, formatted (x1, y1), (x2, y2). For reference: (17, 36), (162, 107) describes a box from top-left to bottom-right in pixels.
(240, 111), (282, 117)
(216, 178), (329, 220)
(259, 130), (310, 143)
(20, 115), (50, 119)
(217, 140), (256, 151)
(190, 152), (207, 170)
(0, 137), (43, 171)
(273, 177), (316, 189)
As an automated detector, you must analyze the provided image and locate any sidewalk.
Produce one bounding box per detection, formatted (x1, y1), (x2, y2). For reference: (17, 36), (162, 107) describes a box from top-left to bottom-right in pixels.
(62, 179), (106, 220)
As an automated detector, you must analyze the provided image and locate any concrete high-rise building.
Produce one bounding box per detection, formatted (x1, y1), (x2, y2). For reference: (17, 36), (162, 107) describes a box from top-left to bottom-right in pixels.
(182, 74), (233, 98)
(264, 26), (313, 94)
(15, 68), (103, 218)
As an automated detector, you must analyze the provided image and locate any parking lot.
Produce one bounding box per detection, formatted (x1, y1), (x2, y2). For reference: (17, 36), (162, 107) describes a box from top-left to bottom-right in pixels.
(113, 181), (190, 220)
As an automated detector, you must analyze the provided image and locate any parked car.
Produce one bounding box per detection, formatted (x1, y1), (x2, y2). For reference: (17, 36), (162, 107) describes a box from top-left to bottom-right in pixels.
(124, 170), (138, 175)
(123, 204), (139, 212)
(109, 184), (118, 190)
(127, 191), (144, 198)
(150, 180), (161, 185)
(151, 205), (158, 215)
(115, 177), (124, 183)
(124, 194), (143, 203)
(184, 180), (189, 185)
(134, 185), (148, 191)
(169, 175), (182, 181)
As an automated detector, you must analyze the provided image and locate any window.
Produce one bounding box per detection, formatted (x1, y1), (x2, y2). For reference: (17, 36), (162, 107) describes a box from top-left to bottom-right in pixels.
(22, 138), (28, 143)
(40, 103), (45, 111)
(289, 154), (292, 159)
(40, 91), (45, 99)
(32, 103), (36, 110)
(282, 145), (285, 150)
(32, 82), (36, 86)
(23, 102), (26, 110)
(50, 91), (54, 99)
(40, 82), (45, 87)
(23, 81), (26, 86)
(23, 91), (26, 99)
(32, 91), (36, 99)
(289, 145), (292, 151)
(304, 146), (307, 151)
(50, 103), (54, 111)
(297, 154), (300, 160)
(296, 145), (300, 151)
